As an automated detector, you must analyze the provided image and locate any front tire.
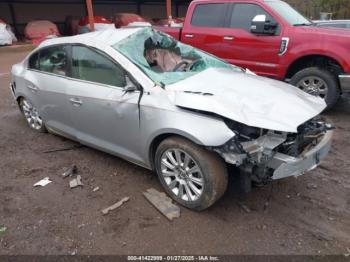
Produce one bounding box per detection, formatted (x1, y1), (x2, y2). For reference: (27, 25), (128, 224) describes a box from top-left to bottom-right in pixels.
(155, 136), (228, 211)
(19, 97), (46, 133)
(290, 67), (340, 110)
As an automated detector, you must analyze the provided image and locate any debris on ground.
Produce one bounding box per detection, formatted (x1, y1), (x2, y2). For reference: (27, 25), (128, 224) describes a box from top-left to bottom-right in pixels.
(69, 175), (83, 189)
(344, 247), (350, 257)
(307, 183), (318, 190)
(312, 231), (334, 242)
(0, 225), (7, 236)
(143, 188), (180, 221)
(62, 164), (78, 178)
(256, 224), (267, 230)
(238, 202), (251, 213)
(92, 187), (100, 192)
(71, 248), (78, 255)
(42, 144), (83, 154)
(263, 201), (269, 213)
(101, 197), (129, 215)
(33, 177), (52, 187)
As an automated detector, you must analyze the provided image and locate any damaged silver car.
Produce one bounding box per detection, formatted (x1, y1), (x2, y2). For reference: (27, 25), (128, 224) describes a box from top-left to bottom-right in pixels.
(10, 28), (333, 210)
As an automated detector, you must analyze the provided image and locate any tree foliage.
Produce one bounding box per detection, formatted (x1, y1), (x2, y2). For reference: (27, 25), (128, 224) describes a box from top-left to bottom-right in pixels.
(285, 0), (350, 19)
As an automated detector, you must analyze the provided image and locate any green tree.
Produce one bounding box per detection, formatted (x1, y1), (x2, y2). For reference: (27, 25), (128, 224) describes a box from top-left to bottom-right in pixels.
(319, 0), (350, 18)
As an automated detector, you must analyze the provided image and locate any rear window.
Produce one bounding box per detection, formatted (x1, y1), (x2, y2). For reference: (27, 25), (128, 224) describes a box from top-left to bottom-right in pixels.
(28, 52), (40, 70)
(191, 4), (226, 27)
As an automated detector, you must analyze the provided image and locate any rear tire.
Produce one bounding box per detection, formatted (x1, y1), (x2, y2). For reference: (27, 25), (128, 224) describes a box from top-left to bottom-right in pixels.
(155, 136), (228, 211)
(290, 67), (340, 110)
(19, 97), (46, 133)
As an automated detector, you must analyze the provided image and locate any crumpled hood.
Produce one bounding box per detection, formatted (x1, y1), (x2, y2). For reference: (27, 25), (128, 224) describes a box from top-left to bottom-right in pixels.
(166, 68), (326, 133)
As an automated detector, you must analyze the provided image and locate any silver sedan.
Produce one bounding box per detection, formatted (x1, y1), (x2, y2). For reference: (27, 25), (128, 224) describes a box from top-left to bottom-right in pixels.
(10, 27), (333, 210)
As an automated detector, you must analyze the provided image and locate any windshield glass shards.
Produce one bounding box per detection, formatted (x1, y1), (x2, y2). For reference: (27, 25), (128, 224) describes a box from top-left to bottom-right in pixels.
(112, 27), (241, 85)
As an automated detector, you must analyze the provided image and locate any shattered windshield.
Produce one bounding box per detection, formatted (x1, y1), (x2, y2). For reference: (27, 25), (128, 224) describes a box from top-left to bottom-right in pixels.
(112, 27), (241, 85)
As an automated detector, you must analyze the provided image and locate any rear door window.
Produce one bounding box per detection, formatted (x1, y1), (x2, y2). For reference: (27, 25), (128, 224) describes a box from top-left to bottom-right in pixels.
(38, 45), (69, 76)
(71, 45), (126, 88)
(191, 3), (227, 27)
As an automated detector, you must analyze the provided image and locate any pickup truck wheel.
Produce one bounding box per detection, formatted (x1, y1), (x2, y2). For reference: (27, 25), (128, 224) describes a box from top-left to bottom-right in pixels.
(290, 67), (340, 109)
(155, 136), (228, 211)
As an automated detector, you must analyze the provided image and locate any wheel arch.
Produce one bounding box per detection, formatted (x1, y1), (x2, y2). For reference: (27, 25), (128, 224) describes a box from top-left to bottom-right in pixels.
(16, 95), (23, 104)
(16, 95), (24, 112)
(285, 54), (344, 81)
(148, 132), (203, 171)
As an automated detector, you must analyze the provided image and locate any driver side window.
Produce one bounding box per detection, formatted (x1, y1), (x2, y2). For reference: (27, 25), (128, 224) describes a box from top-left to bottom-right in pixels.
(229, 3), (276, 32)
(71, 45), (126, 88)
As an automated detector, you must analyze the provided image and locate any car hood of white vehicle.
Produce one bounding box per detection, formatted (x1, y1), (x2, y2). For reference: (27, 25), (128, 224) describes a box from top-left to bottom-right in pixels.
(166, 68), (326, 133)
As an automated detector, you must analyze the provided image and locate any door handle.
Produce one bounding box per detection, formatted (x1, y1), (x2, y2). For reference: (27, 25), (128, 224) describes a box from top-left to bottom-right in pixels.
(184, 34), (194, 38)
(223, 36), (234, 41)
(27, 84), (38, 92)
(69, 98), (83, 106)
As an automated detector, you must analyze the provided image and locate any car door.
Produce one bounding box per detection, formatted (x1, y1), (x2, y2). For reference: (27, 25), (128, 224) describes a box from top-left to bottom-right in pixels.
(225, 3), (282, 78)
(67, 45), (142, 163)
(25, 44), (76, 138)
(181, 2), (234, 62)
(22, 51), (42, 113)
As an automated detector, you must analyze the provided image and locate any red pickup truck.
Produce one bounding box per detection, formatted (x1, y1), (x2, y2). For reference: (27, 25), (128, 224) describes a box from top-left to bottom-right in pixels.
(156, 0), (350, 109)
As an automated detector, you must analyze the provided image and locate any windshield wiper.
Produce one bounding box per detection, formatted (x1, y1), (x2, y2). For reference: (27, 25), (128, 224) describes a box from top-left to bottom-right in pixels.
(293, 23), (313, 26)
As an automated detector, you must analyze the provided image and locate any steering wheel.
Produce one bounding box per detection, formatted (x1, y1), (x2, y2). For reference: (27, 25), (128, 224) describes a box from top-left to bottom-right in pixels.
(172, 61), (189, 72)
(185, 59), (203, 72)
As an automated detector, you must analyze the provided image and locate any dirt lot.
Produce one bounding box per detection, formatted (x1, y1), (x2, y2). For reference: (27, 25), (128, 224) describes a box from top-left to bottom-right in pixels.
(0, 50), (349, 256)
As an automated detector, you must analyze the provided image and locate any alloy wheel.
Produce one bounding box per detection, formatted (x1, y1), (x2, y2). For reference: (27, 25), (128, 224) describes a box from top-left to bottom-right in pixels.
(297, 76), (328, 99)
(160, 149), (204, 202)
(21, 98), (43, 130)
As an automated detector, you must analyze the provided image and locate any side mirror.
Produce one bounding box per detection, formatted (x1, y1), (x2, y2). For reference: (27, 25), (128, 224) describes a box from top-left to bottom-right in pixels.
(124, 84), (137, 93)
(251, 14), (278, 35)
(123, 75), (138, 94)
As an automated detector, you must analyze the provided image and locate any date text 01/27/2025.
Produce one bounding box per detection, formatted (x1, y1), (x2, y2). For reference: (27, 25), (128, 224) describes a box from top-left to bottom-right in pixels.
(127, 256), (219, 261)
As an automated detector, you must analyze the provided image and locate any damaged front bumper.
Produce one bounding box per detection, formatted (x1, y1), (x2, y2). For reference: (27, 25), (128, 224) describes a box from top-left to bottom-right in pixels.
(267, 130), (333, 180)
(213, 118), (333, 182)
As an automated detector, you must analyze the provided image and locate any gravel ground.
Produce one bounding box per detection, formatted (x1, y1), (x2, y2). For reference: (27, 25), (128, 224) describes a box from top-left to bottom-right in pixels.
(0, 50), (349, 256)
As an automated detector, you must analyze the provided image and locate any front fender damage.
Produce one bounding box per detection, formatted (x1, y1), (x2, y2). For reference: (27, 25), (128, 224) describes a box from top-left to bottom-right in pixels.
(209, 131), (286, 183)
(208, 118), (333, 186)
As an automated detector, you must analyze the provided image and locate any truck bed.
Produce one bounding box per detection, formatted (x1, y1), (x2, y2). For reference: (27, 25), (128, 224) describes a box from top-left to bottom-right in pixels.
(153, 26), (182, 40)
